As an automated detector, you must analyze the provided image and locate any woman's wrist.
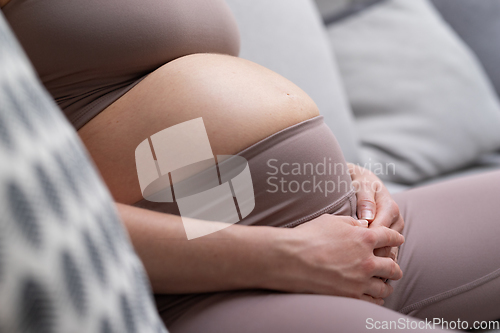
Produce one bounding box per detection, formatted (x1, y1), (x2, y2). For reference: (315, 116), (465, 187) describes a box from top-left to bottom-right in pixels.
(220, 222), (295, 291)
(118, 202), (293, 293)
(119, 203), (403, 303)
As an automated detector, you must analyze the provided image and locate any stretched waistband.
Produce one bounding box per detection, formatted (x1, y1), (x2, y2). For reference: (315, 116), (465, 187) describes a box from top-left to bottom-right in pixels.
(134, 115), (356, 227)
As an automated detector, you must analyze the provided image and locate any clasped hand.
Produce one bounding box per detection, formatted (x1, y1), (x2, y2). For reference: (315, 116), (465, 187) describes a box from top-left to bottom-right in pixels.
(269, 164), (404, 305)
(348, 163), (405, 263)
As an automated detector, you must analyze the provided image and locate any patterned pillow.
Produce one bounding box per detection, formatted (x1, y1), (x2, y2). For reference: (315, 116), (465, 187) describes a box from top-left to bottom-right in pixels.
(0, 13), (168, 333)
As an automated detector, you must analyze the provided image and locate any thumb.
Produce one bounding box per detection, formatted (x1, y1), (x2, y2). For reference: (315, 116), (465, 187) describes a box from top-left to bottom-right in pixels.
(338, 217), (369, 228)
(357, 219), (369, 228)
(348, 218), (370, 228)
(355, 185), (377, 222)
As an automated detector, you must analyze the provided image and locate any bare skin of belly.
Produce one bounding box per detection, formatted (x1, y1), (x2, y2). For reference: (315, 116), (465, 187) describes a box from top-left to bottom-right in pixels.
(78, 53), (320, 204)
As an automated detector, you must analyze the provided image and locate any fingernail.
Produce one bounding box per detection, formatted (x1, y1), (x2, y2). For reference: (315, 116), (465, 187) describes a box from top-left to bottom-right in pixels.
(361, 210), (374, 220)
(358, 219), (369, 227)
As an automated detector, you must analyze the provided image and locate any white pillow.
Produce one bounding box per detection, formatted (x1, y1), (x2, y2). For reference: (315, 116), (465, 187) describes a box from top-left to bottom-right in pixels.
(326, 0), (500, 183)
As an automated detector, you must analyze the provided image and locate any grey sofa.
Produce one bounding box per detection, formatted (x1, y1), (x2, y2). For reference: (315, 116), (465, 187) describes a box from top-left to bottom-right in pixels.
(226, 0), (500, 194)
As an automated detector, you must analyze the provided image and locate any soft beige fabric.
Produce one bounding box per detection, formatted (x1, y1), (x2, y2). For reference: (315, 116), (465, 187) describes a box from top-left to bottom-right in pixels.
(140, 116), (357, 325)
(3, 0), (240, 130)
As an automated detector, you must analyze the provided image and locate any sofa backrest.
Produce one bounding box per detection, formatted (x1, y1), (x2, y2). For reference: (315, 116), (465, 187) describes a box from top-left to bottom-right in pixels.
(225, 0), (361, 163)
(431, 0), (500, 98)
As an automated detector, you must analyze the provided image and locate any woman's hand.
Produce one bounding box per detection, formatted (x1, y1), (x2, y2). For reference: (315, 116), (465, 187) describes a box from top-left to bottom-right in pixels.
(347, 163), (404, 262)
(119, 204), (403, 305)
(267, 214), (404, 305)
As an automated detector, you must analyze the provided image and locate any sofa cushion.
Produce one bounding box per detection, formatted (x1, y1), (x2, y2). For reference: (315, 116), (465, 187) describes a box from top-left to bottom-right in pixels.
(431, 0), (500, 98)
(314, 0), (387, 24)
(0, 13), (167, 333)
(385, 153), (500, 195)
(326, 0), (500, 184)
(225, 0), (361, 163)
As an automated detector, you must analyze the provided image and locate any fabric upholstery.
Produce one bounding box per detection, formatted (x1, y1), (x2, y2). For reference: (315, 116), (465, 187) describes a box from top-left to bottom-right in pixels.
(431, 0), (500, 98)
(314, 0), (387, 24)
(0, 13), (168, 333)
(326, 0), (500, 184)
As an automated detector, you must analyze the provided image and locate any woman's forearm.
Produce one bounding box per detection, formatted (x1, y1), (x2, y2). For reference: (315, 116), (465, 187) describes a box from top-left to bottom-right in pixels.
(116, 203), (286, 294)
(116, 203), (403, 303)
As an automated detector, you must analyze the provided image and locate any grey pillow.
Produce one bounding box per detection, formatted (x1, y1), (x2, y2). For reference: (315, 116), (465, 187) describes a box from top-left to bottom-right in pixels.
(0, 13), (167, 333)
(225, 0), (361, 163)
(431, 0), (500, 98)
(326, 0), (500, 184)
(314, 0), (387, 24)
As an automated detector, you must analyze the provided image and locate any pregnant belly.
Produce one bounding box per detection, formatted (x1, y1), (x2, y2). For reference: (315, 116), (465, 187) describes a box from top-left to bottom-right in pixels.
(78, 54), (320, 204)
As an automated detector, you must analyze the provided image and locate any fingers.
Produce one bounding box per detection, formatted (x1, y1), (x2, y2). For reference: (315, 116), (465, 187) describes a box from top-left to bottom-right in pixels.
(357, 219), (369, 228)
(370, 193), (404, 233)
(371, 257), (403, 281)
(374, 246), (398, 263)
(356, 185), (377, 221)
(364, 278), (394, 299)
(373, 246), (392, 258)
(353, 179), (378, 222)
(368, 227), (405, 249)
(390, 247), (399, 264)
(360, 294), (385, 306)
(391, 215), (405, 234)
(338, 216), (369, 228)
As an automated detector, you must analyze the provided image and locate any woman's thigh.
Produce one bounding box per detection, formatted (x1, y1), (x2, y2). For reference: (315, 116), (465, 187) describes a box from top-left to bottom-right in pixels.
(78, 53), (319, 204)
(386, 171), (500, 323)
(165, 172), (500, 333)
(168, 291), (442, 333)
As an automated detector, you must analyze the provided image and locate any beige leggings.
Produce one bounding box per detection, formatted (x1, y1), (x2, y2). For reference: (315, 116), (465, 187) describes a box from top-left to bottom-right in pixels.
(165, 171), (500, 332)
(144, 117), (500, 332)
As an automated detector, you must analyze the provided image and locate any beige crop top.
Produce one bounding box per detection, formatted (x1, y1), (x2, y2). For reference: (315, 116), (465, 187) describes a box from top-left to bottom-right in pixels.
(3, 0), (240, 129)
